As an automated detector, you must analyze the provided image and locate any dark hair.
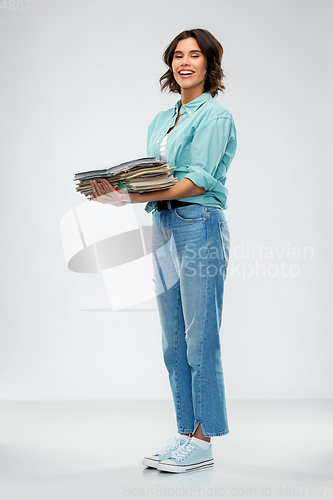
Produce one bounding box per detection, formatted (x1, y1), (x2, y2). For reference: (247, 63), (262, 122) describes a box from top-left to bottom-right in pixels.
(159, 28), (225, 98)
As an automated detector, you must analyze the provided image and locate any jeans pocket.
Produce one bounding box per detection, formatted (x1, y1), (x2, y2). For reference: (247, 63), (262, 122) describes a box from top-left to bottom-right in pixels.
(174, 204), (206, 222)
(218, 221), (230, 265)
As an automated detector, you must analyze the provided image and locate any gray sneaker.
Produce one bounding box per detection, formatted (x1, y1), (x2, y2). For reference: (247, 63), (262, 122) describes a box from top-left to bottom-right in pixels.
(142, 434), (191, 469)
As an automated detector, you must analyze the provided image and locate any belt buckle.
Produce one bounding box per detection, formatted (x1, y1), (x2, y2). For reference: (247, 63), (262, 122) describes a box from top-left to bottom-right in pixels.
(157, 200), (169, 212)
(156, 201), (164, 212)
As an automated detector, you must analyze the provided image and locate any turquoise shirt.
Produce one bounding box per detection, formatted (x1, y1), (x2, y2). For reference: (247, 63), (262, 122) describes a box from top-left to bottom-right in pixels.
(144, 92), (237, 214)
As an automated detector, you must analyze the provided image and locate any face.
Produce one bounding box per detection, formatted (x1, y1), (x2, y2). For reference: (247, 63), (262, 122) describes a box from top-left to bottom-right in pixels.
(171, 37), (207, 92)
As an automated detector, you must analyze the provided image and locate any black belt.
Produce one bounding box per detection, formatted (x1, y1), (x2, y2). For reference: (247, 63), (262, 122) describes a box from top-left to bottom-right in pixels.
(155, 200), (196, 212)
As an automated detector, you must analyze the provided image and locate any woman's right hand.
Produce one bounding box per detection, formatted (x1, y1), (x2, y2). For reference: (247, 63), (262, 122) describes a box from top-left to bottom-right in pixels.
(89, 178), (131, 206)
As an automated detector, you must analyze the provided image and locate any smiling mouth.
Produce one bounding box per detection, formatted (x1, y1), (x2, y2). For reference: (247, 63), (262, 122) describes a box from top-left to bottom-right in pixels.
(179, 70), (194, 78)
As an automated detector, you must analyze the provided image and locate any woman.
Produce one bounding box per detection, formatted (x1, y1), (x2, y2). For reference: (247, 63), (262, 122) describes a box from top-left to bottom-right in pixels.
(90, 28), (237, 473)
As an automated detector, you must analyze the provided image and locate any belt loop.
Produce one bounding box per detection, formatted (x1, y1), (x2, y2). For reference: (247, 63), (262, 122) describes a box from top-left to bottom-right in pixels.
(167, 200), (172, 210)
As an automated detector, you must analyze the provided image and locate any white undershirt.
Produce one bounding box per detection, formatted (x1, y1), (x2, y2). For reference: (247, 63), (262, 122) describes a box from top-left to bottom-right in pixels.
(159, 134), (168, 162)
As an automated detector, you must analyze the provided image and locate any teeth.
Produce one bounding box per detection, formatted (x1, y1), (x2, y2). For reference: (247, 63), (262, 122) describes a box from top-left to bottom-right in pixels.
(180, 71), (193, 75)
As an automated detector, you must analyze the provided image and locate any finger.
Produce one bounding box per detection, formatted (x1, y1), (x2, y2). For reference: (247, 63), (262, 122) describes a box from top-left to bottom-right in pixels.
(101, 178), (114, 187)
(99, 179), (112, 193)
(92, 183), (109, 203)
(101, 178), (116, 193)
(93, 179), (106, 197)
(90, 180), (101, 198)
(90, 180), (96, 196)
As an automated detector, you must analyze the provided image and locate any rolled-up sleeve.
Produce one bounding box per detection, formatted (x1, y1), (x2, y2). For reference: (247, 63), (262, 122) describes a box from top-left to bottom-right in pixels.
(184, 116), (236, 192)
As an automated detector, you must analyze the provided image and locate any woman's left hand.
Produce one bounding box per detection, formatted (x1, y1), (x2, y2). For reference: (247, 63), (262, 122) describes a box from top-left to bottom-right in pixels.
(90, 178), (132, 206)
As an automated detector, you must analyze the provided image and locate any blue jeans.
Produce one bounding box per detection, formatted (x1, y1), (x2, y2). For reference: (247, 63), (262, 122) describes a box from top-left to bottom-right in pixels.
(152, 202), (230, 437)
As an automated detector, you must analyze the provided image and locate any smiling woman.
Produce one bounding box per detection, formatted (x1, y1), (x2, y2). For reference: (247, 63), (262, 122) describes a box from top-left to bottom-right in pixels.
(90, 28), (237, 474)
(160, 28), (225, 99)
(171, 38), (208, 104)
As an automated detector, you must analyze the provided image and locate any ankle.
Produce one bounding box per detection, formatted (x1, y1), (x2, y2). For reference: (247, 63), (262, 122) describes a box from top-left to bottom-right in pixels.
(193, 434), (210, 442)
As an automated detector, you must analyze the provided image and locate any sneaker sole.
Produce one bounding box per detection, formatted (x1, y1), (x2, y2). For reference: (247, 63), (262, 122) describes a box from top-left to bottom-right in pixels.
(142, 457), (160, 468)
(157, 459), (214, 473)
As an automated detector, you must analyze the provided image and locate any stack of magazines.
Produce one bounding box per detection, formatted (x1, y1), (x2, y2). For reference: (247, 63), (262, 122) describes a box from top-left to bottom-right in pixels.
(74, 157), (177, 199)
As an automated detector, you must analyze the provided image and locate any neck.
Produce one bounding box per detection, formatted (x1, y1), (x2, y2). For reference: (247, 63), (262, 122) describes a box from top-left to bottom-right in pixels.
(180, 85), (205, 106)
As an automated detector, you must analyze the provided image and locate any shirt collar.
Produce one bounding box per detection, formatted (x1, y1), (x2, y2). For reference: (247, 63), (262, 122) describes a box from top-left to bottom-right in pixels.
(174, 92), (212, 115)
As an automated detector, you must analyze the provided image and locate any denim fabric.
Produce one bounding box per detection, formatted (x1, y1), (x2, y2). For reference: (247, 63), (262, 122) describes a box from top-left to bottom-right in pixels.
(152, 202), (230, 437)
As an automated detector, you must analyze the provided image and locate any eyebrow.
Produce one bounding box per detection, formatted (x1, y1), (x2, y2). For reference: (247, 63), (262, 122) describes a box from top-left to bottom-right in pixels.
(174, 50), (202, 54)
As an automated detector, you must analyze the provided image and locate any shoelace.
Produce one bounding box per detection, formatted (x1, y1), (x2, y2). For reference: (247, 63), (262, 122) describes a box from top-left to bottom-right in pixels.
(169, 442), (196, 461)
(156, 435), (188, 455)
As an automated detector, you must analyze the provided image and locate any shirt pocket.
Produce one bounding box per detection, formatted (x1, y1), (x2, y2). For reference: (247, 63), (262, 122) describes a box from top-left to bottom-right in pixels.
(170, 131), (195, 167)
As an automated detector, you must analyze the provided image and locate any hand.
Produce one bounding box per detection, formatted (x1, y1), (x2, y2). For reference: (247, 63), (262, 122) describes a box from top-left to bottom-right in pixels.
(89, 178), (131, 206)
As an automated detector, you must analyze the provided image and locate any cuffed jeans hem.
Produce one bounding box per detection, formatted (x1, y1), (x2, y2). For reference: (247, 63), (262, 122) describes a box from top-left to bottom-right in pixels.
(203, 429), (230, 437)
(178, 429), (229, 437)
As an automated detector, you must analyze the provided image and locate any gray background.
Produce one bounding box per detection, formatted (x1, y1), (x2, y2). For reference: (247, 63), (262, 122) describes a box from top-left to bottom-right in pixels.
(0, 0), (332, 400)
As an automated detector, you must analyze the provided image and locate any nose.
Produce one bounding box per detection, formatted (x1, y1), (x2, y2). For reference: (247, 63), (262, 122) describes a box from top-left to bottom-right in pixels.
(180, 57), (190, 66)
